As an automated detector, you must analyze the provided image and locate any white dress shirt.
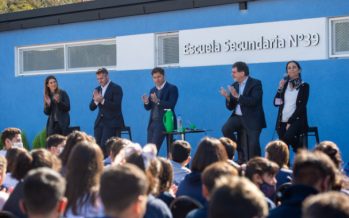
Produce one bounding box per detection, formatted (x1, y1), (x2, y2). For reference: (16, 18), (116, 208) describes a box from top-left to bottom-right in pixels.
(282, 84), (299, 122)
(235, 77), (248, 116)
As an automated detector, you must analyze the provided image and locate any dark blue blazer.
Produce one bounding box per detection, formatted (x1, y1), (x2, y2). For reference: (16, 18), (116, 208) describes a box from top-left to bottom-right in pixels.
(89, 81), (124, 128)
(144, 82), (178, 127)
(226, 77), (266, 130)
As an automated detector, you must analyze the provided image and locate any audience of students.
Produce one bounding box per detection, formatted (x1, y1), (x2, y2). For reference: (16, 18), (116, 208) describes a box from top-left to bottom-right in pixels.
(0, 125), (348, 218)
(268, 150), (337, 218)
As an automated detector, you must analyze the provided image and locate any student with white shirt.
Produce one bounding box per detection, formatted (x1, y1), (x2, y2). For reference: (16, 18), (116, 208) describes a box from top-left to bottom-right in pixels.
(169, 140), (191, 186)
(274, 60), (309, 152)
(89, 68), (125, 156)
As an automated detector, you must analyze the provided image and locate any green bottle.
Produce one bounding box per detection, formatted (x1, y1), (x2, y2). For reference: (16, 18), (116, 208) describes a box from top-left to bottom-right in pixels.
(163, 109), (174, 133)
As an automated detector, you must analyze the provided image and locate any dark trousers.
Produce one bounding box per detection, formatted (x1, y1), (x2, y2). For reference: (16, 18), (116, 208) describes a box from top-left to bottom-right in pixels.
(95, 123), (121, 156)
(277, 121), (302, 152)
(47, 121), (66, 137)
(147, 120), (166, 152)
(222, 115), (261, 163)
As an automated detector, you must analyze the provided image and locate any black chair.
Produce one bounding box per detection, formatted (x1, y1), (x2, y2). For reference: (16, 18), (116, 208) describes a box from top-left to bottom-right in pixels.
(120, 126), (132, 141)
(66, 126), (80, 135)
(170, 196), (203, 218)
(301, 126), (320, 149)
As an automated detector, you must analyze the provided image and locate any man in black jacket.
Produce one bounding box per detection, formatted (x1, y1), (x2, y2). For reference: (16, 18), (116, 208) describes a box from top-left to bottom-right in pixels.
(142, 67), (178, 152)
(89, 68), (124, 155)
(220, 61), (266, 163)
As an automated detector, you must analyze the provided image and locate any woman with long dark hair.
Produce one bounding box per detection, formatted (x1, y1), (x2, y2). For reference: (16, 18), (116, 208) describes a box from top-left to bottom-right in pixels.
(177, 137), (228, 205)
(44, 75), (70, 136)
(274, 61), (309, 152)
(65, 141), (105, 217)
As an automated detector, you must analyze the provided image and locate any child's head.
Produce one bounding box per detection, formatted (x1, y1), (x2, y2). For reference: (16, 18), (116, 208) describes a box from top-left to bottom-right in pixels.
(245, 157), (279, 199)
(170, 140), (191, 165)
(21, 167), (67, 218)
(46, 134), (67, 156)
(201, 161), (238, 199)
(100, 164), (149, 218)
(209, 176), (268, 218)
(219, 137), (237, 160)
(265, 140), (289, 168)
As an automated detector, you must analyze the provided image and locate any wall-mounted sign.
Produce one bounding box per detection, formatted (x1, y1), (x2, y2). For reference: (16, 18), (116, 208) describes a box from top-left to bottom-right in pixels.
(179, 18), (327, 67)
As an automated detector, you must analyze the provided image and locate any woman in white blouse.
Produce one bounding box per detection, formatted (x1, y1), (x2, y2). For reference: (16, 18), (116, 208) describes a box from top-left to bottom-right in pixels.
(274, 61), (309, 152)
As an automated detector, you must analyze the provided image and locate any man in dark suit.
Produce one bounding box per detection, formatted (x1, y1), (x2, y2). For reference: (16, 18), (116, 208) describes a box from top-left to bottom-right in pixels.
(89, 68), (124, 155)
(220, 61), (266, 163)
(142, 67), (178, 152)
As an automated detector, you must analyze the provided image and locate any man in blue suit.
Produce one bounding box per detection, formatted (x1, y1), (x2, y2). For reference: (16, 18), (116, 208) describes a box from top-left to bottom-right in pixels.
(220, 61), (266, 163)
(90, 68), (124, 155)
(142, 67), (179, 151)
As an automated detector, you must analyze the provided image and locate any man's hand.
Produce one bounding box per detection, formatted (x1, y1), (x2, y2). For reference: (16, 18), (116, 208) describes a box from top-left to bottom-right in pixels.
(93, 90), (103, 103)
(142, 94), (149, 104)
(150, 93), (159, 104)
(220, 87), (230, 101)
(228, 85), (239, 98)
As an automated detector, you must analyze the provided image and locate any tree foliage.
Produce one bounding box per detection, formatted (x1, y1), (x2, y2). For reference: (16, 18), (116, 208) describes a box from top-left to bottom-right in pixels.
(0, 0), (91, 14)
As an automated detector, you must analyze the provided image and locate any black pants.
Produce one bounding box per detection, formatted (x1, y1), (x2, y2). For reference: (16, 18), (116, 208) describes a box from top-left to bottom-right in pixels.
(94, 123), (121, 157)
(147, 120), (166, 152)
(222, 116), (261, 163)
(277, 121), (302, 152)
(47, 121), (64, 137)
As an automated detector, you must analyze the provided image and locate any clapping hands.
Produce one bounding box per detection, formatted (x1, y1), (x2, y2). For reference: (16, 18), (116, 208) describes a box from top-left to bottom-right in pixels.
(93, 89), (104, 103)
(220, 85), (239, 100)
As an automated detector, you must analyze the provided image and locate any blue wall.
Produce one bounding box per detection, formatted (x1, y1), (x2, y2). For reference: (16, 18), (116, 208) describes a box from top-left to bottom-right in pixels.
(0, 0), (348, 161)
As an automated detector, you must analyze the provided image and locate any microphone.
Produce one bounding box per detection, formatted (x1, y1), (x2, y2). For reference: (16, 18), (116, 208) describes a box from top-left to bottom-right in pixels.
(283, 73), (289, 82)
(277, 74), (288, 94)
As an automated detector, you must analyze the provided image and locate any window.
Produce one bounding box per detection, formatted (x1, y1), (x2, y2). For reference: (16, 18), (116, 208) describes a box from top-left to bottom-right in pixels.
(67, 41), (116, 70)
(156, 32), (179, 66)
(16, 38), (116, 76)
(329, 17), (349, 57)
(19, 46), (64, 74)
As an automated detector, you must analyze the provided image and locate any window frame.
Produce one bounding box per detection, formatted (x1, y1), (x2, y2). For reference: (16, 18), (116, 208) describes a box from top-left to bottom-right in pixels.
(155, 32), (179, 67)
(15, 38), (117, 76)
(329, 16), (349, 58)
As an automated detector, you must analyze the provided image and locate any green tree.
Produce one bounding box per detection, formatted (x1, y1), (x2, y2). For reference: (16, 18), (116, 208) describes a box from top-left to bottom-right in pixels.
(32, 128), (46, 149)
(0, 0), (92, 14)
(0, 1), (8, 13)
